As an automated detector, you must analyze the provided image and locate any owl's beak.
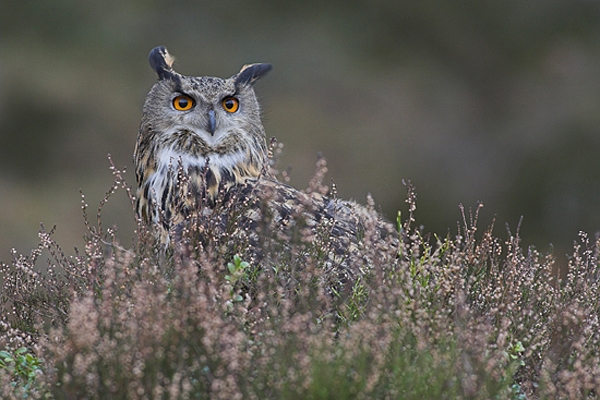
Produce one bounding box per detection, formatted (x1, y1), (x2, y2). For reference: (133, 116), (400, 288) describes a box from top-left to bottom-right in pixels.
(207, 109), (217, 135)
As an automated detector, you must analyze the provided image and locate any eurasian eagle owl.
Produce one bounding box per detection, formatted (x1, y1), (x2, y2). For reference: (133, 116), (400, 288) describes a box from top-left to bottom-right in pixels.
(134, 46), (395, 284)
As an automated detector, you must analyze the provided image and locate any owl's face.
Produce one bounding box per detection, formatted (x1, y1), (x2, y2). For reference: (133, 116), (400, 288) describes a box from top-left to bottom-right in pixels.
(134, 46), (272, 226)
(146, 76), (250, 150)
(139, 47), (271, 167)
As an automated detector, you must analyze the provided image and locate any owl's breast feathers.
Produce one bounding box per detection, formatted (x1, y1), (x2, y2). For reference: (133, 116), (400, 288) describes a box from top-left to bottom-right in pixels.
(135, 142), (264, 228)
(135, 150), (394, 279)
(133, 114), (267, 221)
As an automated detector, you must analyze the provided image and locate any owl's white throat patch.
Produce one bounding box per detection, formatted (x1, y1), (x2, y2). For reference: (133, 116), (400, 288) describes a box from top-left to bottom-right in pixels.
(156, 146), (246, 173)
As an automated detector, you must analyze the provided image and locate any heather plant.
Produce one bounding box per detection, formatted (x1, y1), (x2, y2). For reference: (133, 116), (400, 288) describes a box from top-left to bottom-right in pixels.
(2, 155), (600, 398)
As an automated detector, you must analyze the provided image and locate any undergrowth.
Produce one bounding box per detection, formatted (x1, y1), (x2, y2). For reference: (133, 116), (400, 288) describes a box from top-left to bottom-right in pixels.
(1, 155), (600, 399)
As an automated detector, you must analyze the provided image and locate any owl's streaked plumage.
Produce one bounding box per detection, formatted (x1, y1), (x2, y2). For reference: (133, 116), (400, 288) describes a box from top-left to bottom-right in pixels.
(134, 47), (395, 285)
(134, 46), (272, 228)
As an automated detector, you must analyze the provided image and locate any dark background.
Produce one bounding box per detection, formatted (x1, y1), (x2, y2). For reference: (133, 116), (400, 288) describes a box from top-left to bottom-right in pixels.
(1, 0), (600, 265)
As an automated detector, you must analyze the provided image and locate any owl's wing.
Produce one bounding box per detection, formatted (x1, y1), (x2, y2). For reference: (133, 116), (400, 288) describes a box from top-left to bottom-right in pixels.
(230, 176), (398, 288)
(172, 174), (397, 295)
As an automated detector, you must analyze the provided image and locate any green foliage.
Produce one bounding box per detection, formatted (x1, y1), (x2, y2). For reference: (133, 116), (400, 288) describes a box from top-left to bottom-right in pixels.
(226, 254), (252, 305)
(0, 347), (44, 397)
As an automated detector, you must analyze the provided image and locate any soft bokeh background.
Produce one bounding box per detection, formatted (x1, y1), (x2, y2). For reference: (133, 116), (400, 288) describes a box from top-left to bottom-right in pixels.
(1, 1), (600, 265)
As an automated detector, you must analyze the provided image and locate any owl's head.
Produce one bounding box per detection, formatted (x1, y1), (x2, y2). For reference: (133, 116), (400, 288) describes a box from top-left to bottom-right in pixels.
(139, 46), (271, 167)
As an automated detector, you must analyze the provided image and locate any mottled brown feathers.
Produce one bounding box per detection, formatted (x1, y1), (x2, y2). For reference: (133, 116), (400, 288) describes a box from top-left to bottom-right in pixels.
(134, 47), (396, 285)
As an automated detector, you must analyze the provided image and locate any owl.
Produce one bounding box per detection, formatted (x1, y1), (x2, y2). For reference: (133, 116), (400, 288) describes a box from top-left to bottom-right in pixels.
(134, 46), (396, 286)
(134, 46), (272, 228)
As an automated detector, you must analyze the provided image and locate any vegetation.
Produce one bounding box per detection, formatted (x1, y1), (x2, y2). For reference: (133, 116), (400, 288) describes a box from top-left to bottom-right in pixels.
(0, 347), (44, 397)
(2, 159), (600, 399)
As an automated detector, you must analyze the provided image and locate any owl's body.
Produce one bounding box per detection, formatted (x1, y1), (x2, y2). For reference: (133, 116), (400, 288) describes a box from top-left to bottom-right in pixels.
(134, 47), (395, 285)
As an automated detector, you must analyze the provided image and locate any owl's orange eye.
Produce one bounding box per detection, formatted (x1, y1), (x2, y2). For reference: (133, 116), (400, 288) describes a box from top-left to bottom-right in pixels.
(222, 96), (239, 113)
(173, 95), (195, 111)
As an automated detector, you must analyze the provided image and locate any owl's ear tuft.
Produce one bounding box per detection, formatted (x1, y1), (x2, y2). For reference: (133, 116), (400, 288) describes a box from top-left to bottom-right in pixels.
(149, 46), (177, 80)
(235, 63), (272, 87)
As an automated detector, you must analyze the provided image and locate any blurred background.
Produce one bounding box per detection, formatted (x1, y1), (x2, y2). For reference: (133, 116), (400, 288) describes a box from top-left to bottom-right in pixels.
(1, 0), (600, 265)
